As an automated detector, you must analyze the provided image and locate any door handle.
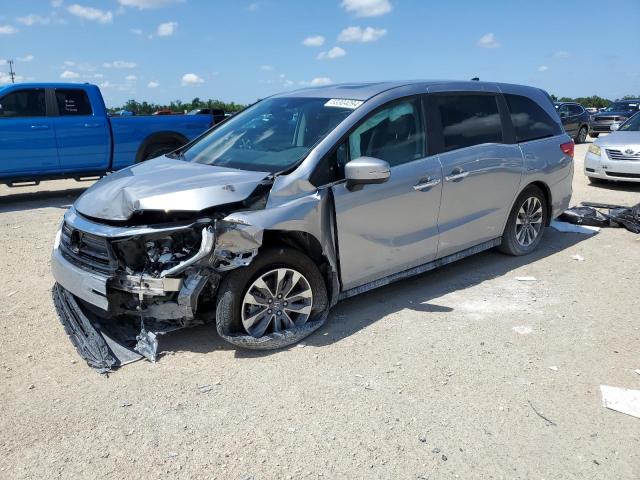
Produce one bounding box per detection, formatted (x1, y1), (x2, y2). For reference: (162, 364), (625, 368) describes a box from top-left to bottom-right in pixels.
(445, 168), (469, 182)
(31, 125), (49, 130)
(413, 176), (441, 191)
(84, 123), (101, 128)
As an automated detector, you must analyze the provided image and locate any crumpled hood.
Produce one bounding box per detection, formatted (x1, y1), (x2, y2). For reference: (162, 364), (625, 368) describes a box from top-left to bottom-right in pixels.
(74, 156), (270, 221)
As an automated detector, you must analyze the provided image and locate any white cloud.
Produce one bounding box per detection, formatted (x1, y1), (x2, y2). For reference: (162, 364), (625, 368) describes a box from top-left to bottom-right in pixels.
(1, 72), (25, 84)
(148, 80), (160, 88)
(103, 60), (137, 68)
(246, 3), (260, 12)
(67, 4), (113, 23)
(300, 77), (333, 87)
(341, 0), (391, 17)
(338, 26), (387, 43)
(0, 59), (6, 65)
(60, 70), (80, 79)
(118, 0), (175, 8)
(125, 74), (137, 81)
(0, 25), (19, 35)
(477, 32), (499, 48)
(51, 0), (64, 7)
(553, 50), (570, 59)
(16, 15), (51, 26)
(17, 55), (34, 62)
(317, 46), (346, 60)
(538, 65), (549, 72)
(157, 21), (177, 36)
(260, 64), (274, 71)
(93, 73), (104, 78)
(99, 81), (113, 89)
(181, 73), (204, 86)
(130, 28), (143, 35)
(303, 35), (325, 47)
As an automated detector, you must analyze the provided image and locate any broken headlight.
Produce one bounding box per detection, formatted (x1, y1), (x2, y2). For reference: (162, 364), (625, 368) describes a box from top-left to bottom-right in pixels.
(112, 227), (207, 277)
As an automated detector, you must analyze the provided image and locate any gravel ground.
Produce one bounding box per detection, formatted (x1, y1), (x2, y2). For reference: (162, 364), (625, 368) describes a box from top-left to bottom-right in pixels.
(1, 139), (639, 480)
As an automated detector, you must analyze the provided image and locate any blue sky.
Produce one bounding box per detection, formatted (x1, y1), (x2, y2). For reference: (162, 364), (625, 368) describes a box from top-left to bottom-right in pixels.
(1, 0), (639, 107)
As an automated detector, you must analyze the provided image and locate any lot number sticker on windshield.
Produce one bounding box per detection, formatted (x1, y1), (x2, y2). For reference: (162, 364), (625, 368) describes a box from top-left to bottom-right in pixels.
(325, 99), (363, 109)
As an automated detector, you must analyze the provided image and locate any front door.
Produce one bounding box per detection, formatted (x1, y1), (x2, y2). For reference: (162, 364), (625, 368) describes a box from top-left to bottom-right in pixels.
(429, 93), (523, 257)
(0, 88), (59, 177)
(51, 88), (110, 172)
(331, 97), (443, 290)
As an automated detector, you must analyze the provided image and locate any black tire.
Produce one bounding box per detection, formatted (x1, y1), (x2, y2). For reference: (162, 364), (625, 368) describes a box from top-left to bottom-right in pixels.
(590, 132), (599, 138)
(576, 126), (588, 144)
(215, 247), (328, 350)
(588, 176), (607, 185)
(141, 142), (181, 161)
(499, 185), (547, 256)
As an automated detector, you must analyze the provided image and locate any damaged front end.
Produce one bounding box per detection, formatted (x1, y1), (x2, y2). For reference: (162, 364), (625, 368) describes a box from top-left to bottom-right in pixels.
(51, 206), (262, 372)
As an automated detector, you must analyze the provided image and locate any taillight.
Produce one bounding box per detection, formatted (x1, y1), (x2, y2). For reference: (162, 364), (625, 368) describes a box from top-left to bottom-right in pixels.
(560, 141), (574, 158)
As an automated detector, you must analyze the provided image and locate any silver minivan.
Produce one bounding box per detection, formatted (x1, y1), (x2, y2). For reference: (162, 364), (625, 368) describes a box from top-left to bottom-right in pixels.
(51, 81), (574, 369)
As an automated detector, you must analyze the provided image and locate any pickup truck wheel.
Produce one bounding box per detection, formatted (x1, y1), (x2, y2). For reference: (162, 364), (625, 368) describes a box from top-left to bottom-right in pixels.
(141, 142), (181, 161)
(499, 185), (547, 256)
(590, 133), (599, 138)
(215, 247), (328, 350)
(576, 126), (588, 144)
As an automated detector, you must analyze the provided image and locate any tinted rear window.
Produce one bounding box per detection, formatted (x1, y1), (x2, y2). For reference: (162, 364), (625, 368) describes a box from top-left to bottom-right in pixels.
(505, 94), (562, 142)
(434, 94), (503, 152)
(55, 89), (93, 116)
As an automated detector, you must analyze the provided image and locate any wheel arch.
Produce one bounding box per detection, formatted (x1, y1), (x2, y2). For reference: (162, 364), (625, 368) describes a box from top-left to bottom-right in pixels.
(260, 229), (337, 300)
(520, 180), (553, 226)
(135, 131), (189, 163)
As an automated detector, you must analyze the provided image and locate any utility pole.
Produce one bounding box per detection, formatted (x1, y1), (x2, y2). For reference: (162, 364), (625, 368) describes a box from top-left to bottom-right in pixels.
(8, 60), (16, 83)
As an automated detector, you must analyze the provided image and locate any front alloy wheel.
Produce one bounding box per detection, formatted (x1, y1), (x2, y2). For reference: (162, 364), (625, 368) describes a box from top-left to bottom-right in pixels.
(515, 196), (544, 247)
(241, 268), (313, 338)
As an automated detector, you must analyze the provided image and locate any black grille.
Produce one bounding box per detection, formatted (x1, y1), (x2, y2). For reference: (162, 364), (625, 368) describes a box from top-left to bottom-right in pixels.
(60, 223), (115, 275)
(605, 171), (640, 179)
(594, 116), (616, 122)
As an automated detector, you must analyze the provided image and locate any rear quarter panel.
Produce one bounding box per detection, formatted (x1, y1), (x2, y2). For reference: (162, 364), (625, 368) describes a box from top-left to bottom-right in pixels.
(109, 115), (211, 170)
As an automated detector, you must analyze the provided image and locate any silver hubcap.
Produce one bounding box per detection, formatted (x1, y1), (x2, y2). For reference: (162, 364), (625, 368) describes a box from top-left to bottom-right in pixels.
(515, 196), (543, 247)
(241, 268), (313, 338)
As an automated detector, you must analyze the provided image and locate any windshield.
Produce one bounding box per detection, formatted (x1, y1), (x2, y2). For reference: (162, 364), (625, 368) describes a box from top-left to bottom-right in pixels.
(619, 113), (640, 132)
(603, 101), (640, 113)
(179, 97), (355, 172)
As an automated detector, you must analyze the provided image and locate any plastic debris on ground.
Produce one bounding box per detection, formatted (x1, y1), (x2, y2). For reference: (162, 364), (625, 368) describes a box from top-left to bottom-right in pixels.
(600, 385), (640, 419)
(559, 202), (640, 234)
(551, 220), (600, 235)
(515, 276), (537, 282)
(571, 254), (585, 262)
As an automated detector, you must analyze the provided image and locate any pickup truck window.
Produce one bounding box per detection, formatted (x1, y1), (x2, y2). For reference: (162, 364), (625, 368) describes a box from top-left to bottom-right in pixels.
(55, 89), (93, 116)
(0, 89), (46, 118)
(180, 97), (354, 173)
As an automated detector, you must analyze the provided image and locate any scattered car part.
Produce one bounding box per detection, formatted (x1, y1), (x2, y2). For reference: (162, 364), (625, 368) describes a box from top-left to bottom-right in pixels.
(560, 202), (640, 233)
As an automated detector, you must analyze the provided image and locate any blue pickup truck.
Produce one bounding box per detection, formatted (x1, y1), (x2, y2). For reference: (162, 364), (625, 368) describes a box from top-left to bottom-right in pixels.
(0, 83), (216, 185)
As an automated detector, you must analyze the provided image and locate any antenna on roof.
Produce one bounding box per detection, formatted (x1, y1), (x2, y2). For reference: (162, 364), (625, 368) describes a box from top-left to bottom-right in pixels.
(8, 60), (16, 84)
(471, 77), (479, 81)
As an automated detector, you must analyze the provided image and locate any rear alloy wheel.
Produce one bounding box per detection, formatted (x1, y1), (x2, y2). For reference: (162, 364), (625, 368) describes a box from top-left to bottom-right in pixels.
(499, 185), (547, 256)
(576, 126), (588, 144)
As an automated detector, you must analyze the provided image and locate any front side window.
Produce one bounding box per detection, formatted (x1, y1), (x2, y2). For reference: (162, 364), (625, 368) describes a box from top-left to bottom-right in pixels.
(505, 94), (562, 142)
(180, 97), (354, 173)
(348, 99), (424, 167)
(55, 89), (93, 116)
(434, 94), (503, 152)
(0, 89), (46, 117)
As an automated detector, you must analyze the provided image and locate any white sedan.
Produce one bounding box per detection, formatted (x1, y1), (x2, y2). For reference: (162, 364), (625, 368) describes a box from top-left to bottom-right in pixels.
(585, 113), (640, 183)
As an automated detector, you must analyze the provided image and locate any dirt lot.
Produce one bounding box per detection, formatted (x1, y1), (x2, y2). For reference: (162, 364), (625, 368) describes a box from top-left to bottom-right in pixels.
(1, 139), (639, 480)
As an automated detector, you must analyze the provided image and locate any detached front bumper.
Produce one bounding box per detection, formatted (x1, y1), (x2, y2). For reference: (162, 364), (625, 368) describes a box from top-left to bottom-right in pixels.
(584, 150), (640, 182)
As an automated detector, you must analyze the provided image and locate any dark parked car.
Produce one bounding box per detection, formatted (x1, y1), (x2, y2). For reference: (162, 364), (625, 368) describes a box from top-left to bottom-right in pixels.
(554, 102), (590, 143)
(590, 100), (640, 137)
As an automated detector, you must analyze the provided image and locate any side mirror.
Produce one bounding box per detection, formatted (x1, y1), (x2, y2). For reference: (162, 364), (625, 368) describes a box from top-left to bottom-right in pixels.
(610, 123), (620, 131)
(345, 156), (390, 190)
